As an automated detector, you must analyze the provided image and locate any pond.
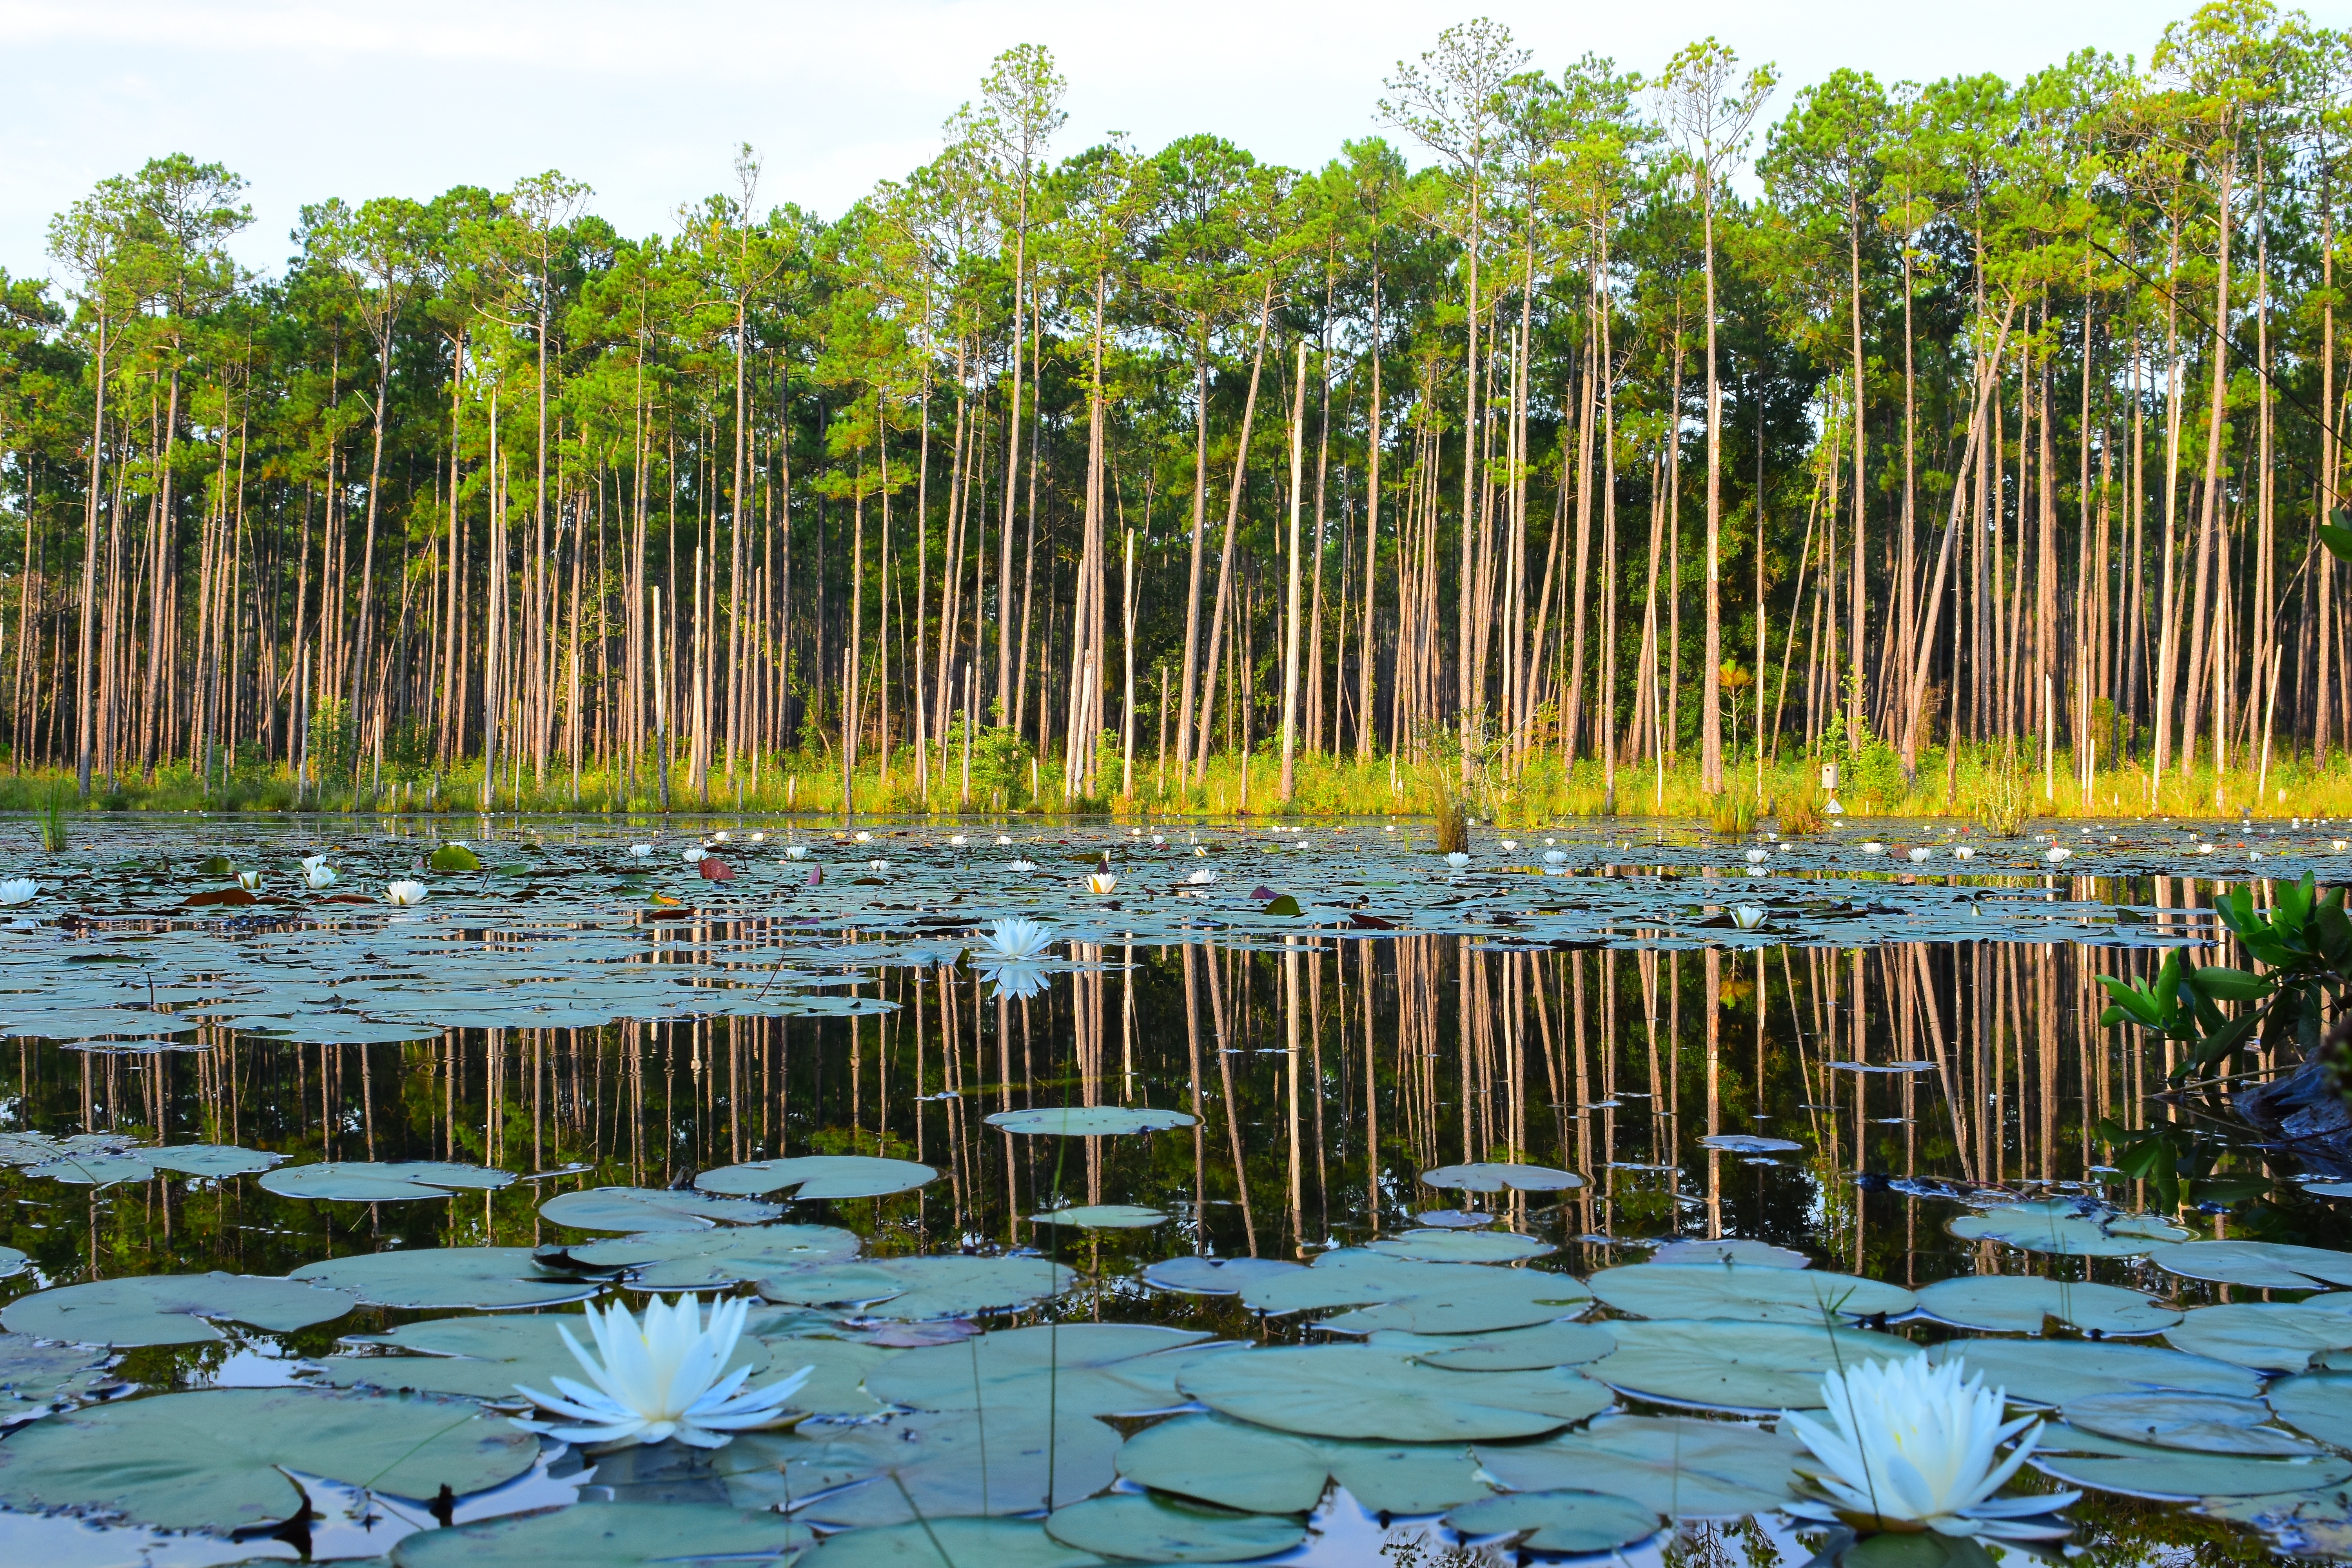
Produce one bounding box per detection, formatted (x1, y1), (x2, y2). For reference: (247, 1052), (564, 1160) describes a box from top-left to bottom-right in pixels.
(0, 814), (2347, 1568)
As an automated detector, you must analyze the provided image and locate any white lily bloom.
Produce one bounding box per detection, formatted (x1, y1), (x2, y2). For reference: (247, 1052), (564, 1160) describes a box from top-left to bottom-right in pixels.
(300, 853), (329, 871)
(949, 835), (969, 848)
(750, 832), (766, 843)
(2044, 846), (2071, 864)
(1781, 1356), (2077, 1541)
(1500, 839), (1518, 851)
(854, 831), (872, 843)
(1953, 846), (1975, 860)
(629, 844), (654, 857)
(1086, 871), (1118, 895)
(1009, 858), (1037, 873)
(980, 916), (1055, 962)
(1731, 905), (1766, 930)
(1909, 847), (1932, 862)
(304, 864), (338, 889)
(784, 846), (809, 861)
(1747, 849), (1769, 863)
(514, 1294), (813, 1450)
(713, 831), (731, 842)
(996, 835), (1014, 846)
(1544, 850), (1568, 866)
(1151, 834), (1165, 846)
(684, 847), (708, 864)
(385, 880), (428, 906)
(868, 859), (891, 874)
(1862, 842), (1886, 855)
(1188, 868), (1218, 885)
(238, 870), (263, 891)
(1446, 851), (1470, 869)
(0, 878), (39, 906)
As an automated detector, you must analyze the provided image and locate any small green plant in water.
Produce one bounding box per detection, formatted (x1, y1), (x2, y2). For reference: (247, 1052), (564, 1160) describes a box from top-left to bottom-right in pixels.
(1779, 788), (1827, 836)
(1970, 760), (2031, 838)
(1708, 792), (1759, 836)
(38, 784), (69, 855)
(1430, 791), (1469, 854)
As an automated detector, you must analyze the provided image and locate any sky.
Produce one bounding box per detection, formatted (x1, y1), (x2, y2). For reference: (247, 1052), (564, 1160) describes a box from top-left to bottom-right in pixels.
(0, 0), (2186, 282)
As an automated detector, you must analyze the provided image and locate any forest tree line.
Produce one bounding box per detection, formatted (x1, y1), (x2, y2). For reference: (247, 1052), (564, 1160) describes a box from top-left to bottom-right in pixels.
(1, 1), (2347, 812)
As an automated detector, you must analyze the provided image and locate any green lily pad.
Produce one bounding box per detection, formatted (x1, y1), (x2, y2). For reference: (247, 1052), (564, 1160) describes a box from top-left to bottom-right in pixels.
(757, 1256), (1074, 1320)
(1045, 1494), (1305, 1563)
(22, 1152), (162, 1186)
(1419, 1161), (1584, 1193)
(1176, 1343), (1610, 1441)
(2063, 1391), (2324, 1456)
(2165, 1303), (2352, 1372)
(1444, 1489), (1661, 1553)
(2270, 1373), (2352, 1450)
(537, 1186), (783, 1232)
(1586, 1262), (1915, 1325)
(552, 1224), (863, 1289)
(391, 1503), (813, 1568)
(1646, 1239), (1811, 1269)
(0, 1272), (358, 1347)
(1586, 1319), (1919, 1412)
(1241, 1251), (1465, 1314)
(1406, 1319), (1617, 1372)
(291, 1247), (603, 1310)
(1950, 1200), (2190, 1256)
(430, 844), (483, 871)
(864, 1323), (1220, 1419)
(718, 1403), (1117, 1523)
(1115, 1410), (1489, 1515)
(1472, 1413), (1803, 1516)
(0, 1334), (117, 1422)
(799, 1518), (1108, 1568)
(985, 1106), (1197, 1136)
(1365, 1229), (1553, 1263)
(2145, 1240), (2352, 1291)
(1913, 1275), (2180, 1336)
(695, 1155), (939, 1200)
(1027, 1204), (1166, 1229)
(1926, 1338), (2263, 1407)
(0, 1132), (141, 1168)
(0, 1387), (537, 1531)
(2029, 1423), (2352, 1498)
(0, 1245), (23, 1281)
(1248, 1252), (1591, 1335)
(261, 1160), (514, 1203)
(1143, 1256), (1303, 1296)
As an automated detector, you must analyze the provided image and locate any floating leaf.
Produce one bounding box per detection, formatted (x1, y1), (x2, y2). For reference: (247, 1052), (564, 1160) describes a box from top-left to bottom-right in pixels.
(2269, 1372), (2352, 1450)
(1951, 1200), (2190, 1257)
(1115, 1410), (1488, 1515)
(757, 1256), (1073, 1320)
(2062, 1391), (2324, 1456)
(1587, 1262), (1915, 1325)
(1699, 1135), (1803, 1154)
(1646, 1238), (1811, 1269)
(1045, 1494), (1306, 1564)
(390, 1502), (811, 1568)
(1926, 1338), (2262, 1408)
(1027, 1204), (1165, 1229)
(0, 1246), (26, 1281)
(291, 1247), (603, 1310)
(718, 1404), (1116, 1524)
(799, 1518), (1108, 1568)
(2145, 1239), (2352, 1291)
(865, 1323), (1218, 1419)
(2164, 1303), (2352, 1372)
(0, 1272), (357, 1347)
(1913, 1276), (2180, 1337)
(0, 1334), (117, 1423)
(1472, 1413), (1803, 1516)
(1586, 1319), (1920, 1412)
(1443, 1489), (1661, 1553)
(431, 845), (483, 871)
(1176, 1343), (1610, 1442)
(1364, 1229), (1552, 1263)
(537, 1186), (782, 1232)
(552, 1224), (862, 1290)
(2029, 1423), (2352, 1499)
(1405, 1319), (1617, 1372)
(1419, 1161), (1584, 1193)
(0, 1387), (537, 1531)
(985, 1106), (1197, 1136)
(1142, 1256), (1303, 1296)
(261, 1160), (514, 1203)
(1324, 1266), (1593, 1335)
(1263, 895), (1302, 916)
(695, 1155), (938, 1200)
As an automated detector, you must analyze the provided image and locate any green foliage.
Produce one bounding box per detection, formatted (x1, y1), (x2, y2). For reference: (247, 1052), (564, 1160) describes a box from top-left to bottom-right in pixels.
(307, 699), (356, 783)
(1707, 793), (1759, 836)
(38, 783), (69, 855)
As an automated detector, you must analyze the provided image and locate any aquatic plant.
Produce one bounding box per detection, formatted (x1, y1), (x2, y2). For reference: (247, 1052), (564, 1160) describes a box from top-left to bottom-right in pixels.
(37, 784), (68, 855)
(385, 880), (427, 906)
(1432, 791), (1470, 854)
(1708, 793), (1760, 836)
(0, 878), (38, 906)
(978, 917), (1054, 963)
(1780, 1355), (2076, 1540)
(1779, 789), (1828, 835)
(513, 1294), (813, 1450)
(1086, 871), (1118, 894)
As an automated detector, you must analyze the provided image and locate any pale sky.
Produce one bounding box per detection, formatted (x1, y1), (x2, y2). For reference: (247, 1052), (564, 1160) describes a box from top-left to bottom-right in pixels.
(0, 0), (2191, 282)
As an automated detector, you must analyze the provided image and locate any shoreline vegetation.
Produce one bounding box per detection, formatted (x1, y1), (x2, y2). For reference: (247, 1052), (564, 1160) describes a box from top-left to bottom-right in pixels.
(5, 743), (2343, 824)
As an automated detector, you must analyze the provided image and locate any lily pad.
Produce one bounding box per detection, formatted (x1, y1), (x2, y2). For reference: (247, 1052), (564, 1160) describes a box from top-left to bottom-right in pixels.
(865, 1323), (1218, 1418)
(2269, 1373), (2352, 1450)
(550, 1224), (862, 1289)
(1647, 1238), (1811, 1269)
(1115, 1410), (1489, 1515)
(261, 1160), (514, 1203)
(1419, 1161), (1584, 1193)
(2063, 1391), (2323, 1456)
(1364, 1229), (1552, 1263)
(1027, 1204), (1166, 1229)
(1443, 1489), (1661, 1553)
(757, 1256), (1074, 1320)
(695, 1155), (939, 1201)
(1951, 1200), (2190, 1257)
(718, 1403), (1116, 1523)
(290, 1247), (603, 1310)
(985, 1106), (1197, 1136)
(2029, 1423), (2352, 1498)
(2165, 1303), (2352, 1372)
(1472, 1413), (1803, 1516)
(1587, 1262), (1915, 1324)
(1913, 1276), (2180, 1337)
(1045, 1494), (1305, 1563)
(537, 1186), (783, 1232)
(1176, 1343), (1610, 1441)
(1925, 1338), (2263, 1408)
(799, 1518), (1108, 1568)
(1142, 1256), (1304, 1296)
(0, 1387), (537, 1530)
(25, 1143), (284, 1185)
(0, 1272), (358, 1347)
(0, 1246), (23, 1281)
(2145, 1239), (2352, 1291)
(430, 844), (483, 871)
(391, 1503), (813, 1568)
(0, 1335), (117, 1423)
(1586, 1319), (1920, 1412)
(1408, 1319), (1617, 1372)
(1324, 1267), (1595, 1336)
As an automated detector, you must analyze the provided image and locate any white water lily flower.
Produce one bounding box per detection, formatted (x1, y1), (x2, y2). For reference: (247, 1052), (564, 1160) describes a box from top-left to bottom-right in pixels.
(980, 917), (1055, 962)
(2044, 846), (2071, 864)
(1086, 871), (1118, 895)
(2198, 843), (2216, 854)
(1009, 857), (1037, 873)
(629, 844), (654, 857)
(784, 846), (809, 861)
(1862, 842), (1886, 855)
(304, 864), (338, 889)
(1188, 868), (1218, 885)
(1731, 904), (1766, 930)
(868, 859), (890, 875)
(1909, 847), (1932, 862)
(949, 835), (969, 847)
(750, 831), (766, 843)
(996, 835), (1014, 846)
(713, 831), (731, 842)
(238, 870), (263, 891)
(299, 853), (329, 872)
(385, 880), (428, 906)
(514, 1294), (813, 1450)
(854, 831), (872, 843)
(1500, 839), (1518, 851)
(1953, 846), (1975, 861)
(1151, 834), (1166, 846)
(1446, 851), (1470, 869)
(1544, 850), (1567, 866)
(1782, 1355), (2077, 1541)
(1747, 849), (1769, 863)
(684, 847), (708, 864)
(0, 878), (39, 906)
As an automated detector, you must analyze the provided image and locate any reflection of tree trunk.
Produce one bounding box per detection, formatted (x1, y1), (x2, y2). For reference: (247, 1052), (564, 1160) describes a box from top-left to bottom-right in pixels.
(1207, 950), (1256, 1256)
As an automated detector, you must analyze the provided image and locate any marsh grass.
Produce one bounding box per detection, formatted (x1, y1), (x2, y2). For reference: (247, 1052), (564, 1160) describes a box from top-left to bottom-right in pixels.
(1707, 793), (1760, 836)
(1777, 788), (1828, 835)
(37, 782), (69, 854)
